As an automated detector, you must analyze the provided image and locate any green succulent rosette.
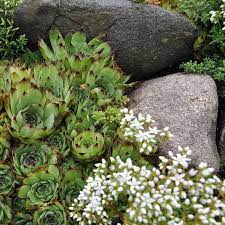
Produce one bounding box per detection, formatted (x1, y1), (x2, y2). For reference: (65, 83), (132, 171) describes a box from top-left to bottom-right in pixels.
(0, 196), (11, 225)
(33, 202), (67, 225)
(18, 165), (60, 208)
(0, 164), (16, 195)
(71, 131), (105, 162)
(60, 169), (85, 208)
(5, 81), (60, 143)
(13, 143), (57, 177)
(47, 131), (70, 157)
(14, 213), (34, 225)
(0, 138), (9, 161)
(0, 113), (10, 161)
(12, 194), (26, 212)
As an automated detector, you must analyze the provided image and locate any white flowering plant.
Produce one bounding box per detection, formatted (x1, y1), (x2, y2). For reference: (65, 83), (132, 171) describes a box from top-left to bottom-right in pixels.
(69, 109), (225, 225)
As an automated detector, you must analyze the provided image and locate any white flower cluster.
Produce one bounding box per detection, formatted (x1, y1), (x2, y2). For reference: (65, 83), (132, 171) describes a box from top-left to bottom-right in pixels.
(69, 146), (225, 225)
(120, 108), (173, 155)
(210, 0), (225, 30)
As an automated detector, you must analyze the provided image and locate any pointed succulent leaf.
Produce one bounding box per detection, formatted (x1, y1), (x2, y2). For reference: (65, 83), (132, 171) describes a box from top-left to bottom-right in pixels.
(0, 196), (11, 225)
(71, 32), (86, 53)
(33, 202), (67, 225)
(0, 164), (16, 195)
(112, 143), (138, 162)
(14, 213), (34, 225)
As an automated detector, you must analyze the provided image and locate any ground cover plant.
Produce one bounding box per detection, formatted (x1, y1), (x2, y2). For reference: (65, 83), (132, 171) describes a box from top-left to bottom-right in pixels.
(0, 0), (26, 59)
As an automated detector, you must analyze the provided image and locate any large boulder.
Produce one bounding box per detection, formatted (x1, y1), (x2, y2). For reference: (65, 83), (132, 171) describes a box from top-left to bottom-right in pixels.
(128, 73), (220, 170)
(14, 0), (198, 80)
(218, 110), (225, 161)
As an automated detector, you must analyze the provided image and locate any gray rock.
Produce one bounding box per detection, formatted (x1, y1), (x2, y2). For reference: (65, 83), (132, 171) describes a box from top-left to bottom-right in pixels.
(128, 73), (220, 170)
(14, 0), (198, 80)
(218, 110), (225, 161)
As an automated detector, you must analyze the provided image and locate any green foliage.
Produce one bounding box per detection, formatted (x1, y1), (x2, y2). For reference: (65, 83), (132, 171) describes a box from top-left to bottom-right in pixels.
(176, 0), (225, 97)
(0, 0), (21, 10)
(177, 0), (224, 56)
(0, 196), (11, 224)
(177, 0), (219, 25)
(0, 15), (27, 59)
(0, 0), (27, 59)
(0, 113), (10, 161)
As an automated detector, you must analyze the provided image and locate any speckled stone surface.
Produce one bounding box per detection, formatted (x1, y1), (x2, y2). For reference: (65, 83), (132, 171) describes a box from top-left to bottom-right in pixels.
(14, 0), (198, 80)
(128, 73), (220, 170)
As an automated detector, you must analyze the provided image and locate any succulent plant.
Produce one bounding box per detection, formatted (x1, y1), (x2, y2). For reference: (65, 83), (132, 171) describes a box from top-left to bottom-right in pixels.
(71, 131), (105, 162)
(0, 196), (11, 225)
(18, 165), (60, 208)
(0, 113), (10, 161)
(60, 169), (85, 208)
(33, 202), (67, 225)
(13, 143), (57, 177)
(0, 29), (131, 224)
(112, 143), (138, 162)
(12, 194), (26, 212)
(46, 131), (70, 157)
(0, 164), (16, 195)
(14, 213), (34, 225)
(5, 81), (60, 143)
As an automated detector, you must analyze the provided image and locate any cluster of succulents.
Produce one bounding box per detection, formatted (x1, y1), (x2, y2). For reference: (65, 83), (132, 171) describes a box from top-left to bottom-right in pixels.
(69, 111), (225, 225)
(0, 29), (134, 224)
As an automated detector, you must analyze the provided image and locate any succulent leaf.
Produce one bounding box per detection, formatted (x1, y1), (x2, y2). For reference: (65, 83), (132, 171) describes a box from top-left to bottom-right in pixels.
(112, 143), (138, 162)
(33, 202), (67, 225)
(14, 213), (34, 225)
(0, 196), (11, 225)
(0, 113), (10, 161)
(0, 164), (16, 195)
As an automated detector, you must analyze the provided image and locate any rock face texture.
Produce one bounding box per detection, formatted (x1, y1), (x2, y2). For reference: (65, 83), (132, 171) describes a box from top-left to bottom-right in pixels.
(218, 110), (225, 161)
(14, 0), (198, 80)
(128, 73), (220, 170)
